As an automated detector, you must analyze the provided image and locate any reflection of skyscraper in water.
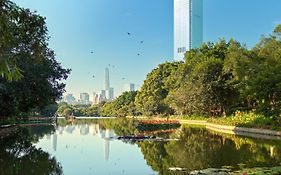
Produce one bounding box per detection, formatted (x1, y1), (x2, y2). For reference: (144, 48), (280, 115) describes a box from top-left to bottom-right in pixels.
(53, 133), (57, 151)
(57, 126), (64, 135)
(104, 138), (109, 161)
(80, 124), (90, 135)
(99, 129), (105, 139)
(104, 129), (114, 161)
(95, 125), (115, 160)
(46, 134), (51, 140)
(65, 125), (76, 134)
(91, 124), (99, 135)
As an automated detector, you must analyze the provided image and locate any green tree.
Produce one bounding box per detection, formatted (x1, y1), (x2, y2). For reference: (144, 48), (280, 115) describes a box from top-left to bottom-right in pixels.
(0, 0), (70, 118)
(0, 0), (23, 81)
(135, 62), (179, 116)
(239, 25), (281, 116)
(167, 40), (240, 116)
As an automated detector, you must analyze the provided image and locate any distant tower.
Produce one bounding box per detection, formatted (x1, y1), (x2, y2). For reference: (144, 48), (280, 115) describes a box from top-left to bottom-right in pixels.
(124, 83), (135, 92)
(103, 67), (114, 101)
(106, 88), (114, 101)
(174, 0), (203, 61)
(80, 92), (90, 105)
(105, 67), (110, 90)
(92, 92), (98, 105)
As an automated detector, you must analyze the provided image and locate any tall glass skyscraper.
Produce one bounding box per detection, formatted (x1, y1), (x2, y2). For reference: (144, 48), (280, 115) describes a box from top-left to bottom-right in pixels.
(105, 67), (110, 90)
(174, 0), (203, 61)
(103, 67), (114, 101)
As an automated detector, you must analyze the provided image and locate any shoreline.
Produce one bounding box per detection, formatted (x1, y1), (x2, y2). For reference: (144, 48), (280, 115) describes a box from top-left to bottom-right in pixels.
(2, 116), (281, 140)
(131, 117), (281, 140)
(180, 119), (281, 140)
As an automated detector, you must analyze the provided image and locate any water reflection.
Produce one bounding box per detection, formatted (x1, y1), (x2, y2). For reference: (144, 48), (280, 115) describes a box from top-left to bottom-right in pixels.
(34, 121), (155, 175)
(138, 126), (281, 174)
(2, 119), (281, 175)
(48, 123), (116, 161)
(0, 126), (62, 175)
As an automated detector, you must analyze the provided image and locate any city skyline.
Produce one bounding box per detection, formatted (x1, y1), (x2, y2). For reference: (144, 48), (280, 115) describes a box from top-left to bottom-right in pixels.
(13, 0), (281, 98)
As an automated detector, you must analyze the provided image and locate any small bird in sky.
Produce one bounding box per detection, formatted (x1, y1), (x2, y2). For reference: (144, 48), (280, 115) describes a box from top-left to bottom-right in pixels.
(127, 32), (131, 35)
(140, 41), (144, 44)
(122, 77), (126, 80)
(92, 75), (95, 78)
(137, 53), (140, 56)
(91, 51), (94, 54)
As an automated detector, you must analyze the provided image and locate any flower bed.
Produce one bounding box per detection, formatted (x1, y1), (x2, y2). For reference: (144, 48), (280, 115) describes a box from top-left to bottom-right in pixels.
(138, 119), (180, 125)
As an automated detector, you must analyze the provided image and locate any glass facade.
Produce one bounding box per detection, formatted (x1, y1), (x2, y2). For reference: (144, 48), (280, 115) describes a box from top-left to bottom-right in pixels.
(174, 0), (203, 61)
(105, 67), (110, 90)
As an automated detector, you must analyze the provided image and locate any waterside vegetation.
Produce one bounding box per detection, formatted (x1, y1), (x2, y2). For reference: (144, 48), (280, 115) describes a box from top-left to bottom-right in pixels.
(0, 0), (70, 125)
(2, 0), (281, 133)
(57, 25), (281, 131)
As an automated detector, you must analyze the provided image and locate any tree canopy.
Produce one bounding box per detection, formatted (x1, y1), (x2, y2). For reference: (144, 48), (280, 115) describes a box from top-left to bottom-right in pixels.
(135, 25), (281, 118)
(0, 0), (70, 117)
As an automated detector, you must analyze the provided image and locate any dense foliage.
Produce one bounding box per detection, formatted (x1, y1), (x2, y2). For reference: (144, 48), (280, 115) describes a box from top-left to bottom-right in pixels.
(57, 102), (100, 117)
(57, 25), (281, 121)
(100, 91), (138, 117)
(135, 25), (281, 118)
(0, 0), (70, 118)
(135, 62), (180, 116)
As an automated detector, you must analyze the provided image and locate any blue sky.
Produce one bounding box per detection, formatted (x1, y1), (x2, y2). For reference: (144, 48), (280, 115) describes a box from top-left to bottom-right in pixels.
(13, 0), (281, 99)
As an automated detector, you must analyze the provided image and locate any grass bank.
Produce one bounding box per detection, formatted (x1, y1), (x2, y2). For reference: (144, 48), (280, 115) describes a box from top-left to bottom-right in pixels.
(168, 111), (281, 131)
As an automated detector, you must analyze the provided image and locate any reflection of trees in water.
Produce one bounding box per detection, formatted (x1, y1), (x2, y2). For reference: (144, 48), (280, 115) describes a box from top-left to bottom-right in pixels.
(138, 141), (168, 174)
(138, 126), (281, 175)
(0, 127), (63, 175)
(99, 118), (138, 136)
(57, 118), (139, 136)
(55, 119), (281, 174)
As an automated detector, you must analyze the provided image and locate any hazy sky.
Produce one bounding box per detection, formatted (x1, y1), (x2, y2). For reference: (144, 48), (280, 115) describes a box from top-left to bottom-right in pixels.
(13, 0), (281, 99)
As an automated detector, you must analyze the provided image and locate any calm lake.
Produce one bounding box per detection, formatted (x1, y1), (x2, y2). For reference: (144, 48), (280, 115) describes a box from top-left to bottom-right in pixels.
(1, 118), (281, 175)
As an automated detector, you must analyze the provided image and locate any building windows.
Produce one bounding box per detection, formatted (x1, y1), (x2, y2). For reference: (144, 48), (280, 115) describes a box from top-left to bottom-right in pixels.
(177, 47), (186, 53)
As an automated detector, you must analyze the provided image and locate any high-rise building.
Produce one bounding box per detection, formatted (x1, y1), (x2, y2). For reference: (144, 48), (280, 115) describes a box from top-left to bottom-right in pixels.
(124, 83), (135, 92)
(102, 67), (114, 101)
(106, 88), (114, 101)
(80, 92), (90, 105)
(92, 92), (99, 105)
(174, 0), (203, 61)
(64, 93), (76, 105)
(98, 90), (107, 103)
(105, 67), (110, 90)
